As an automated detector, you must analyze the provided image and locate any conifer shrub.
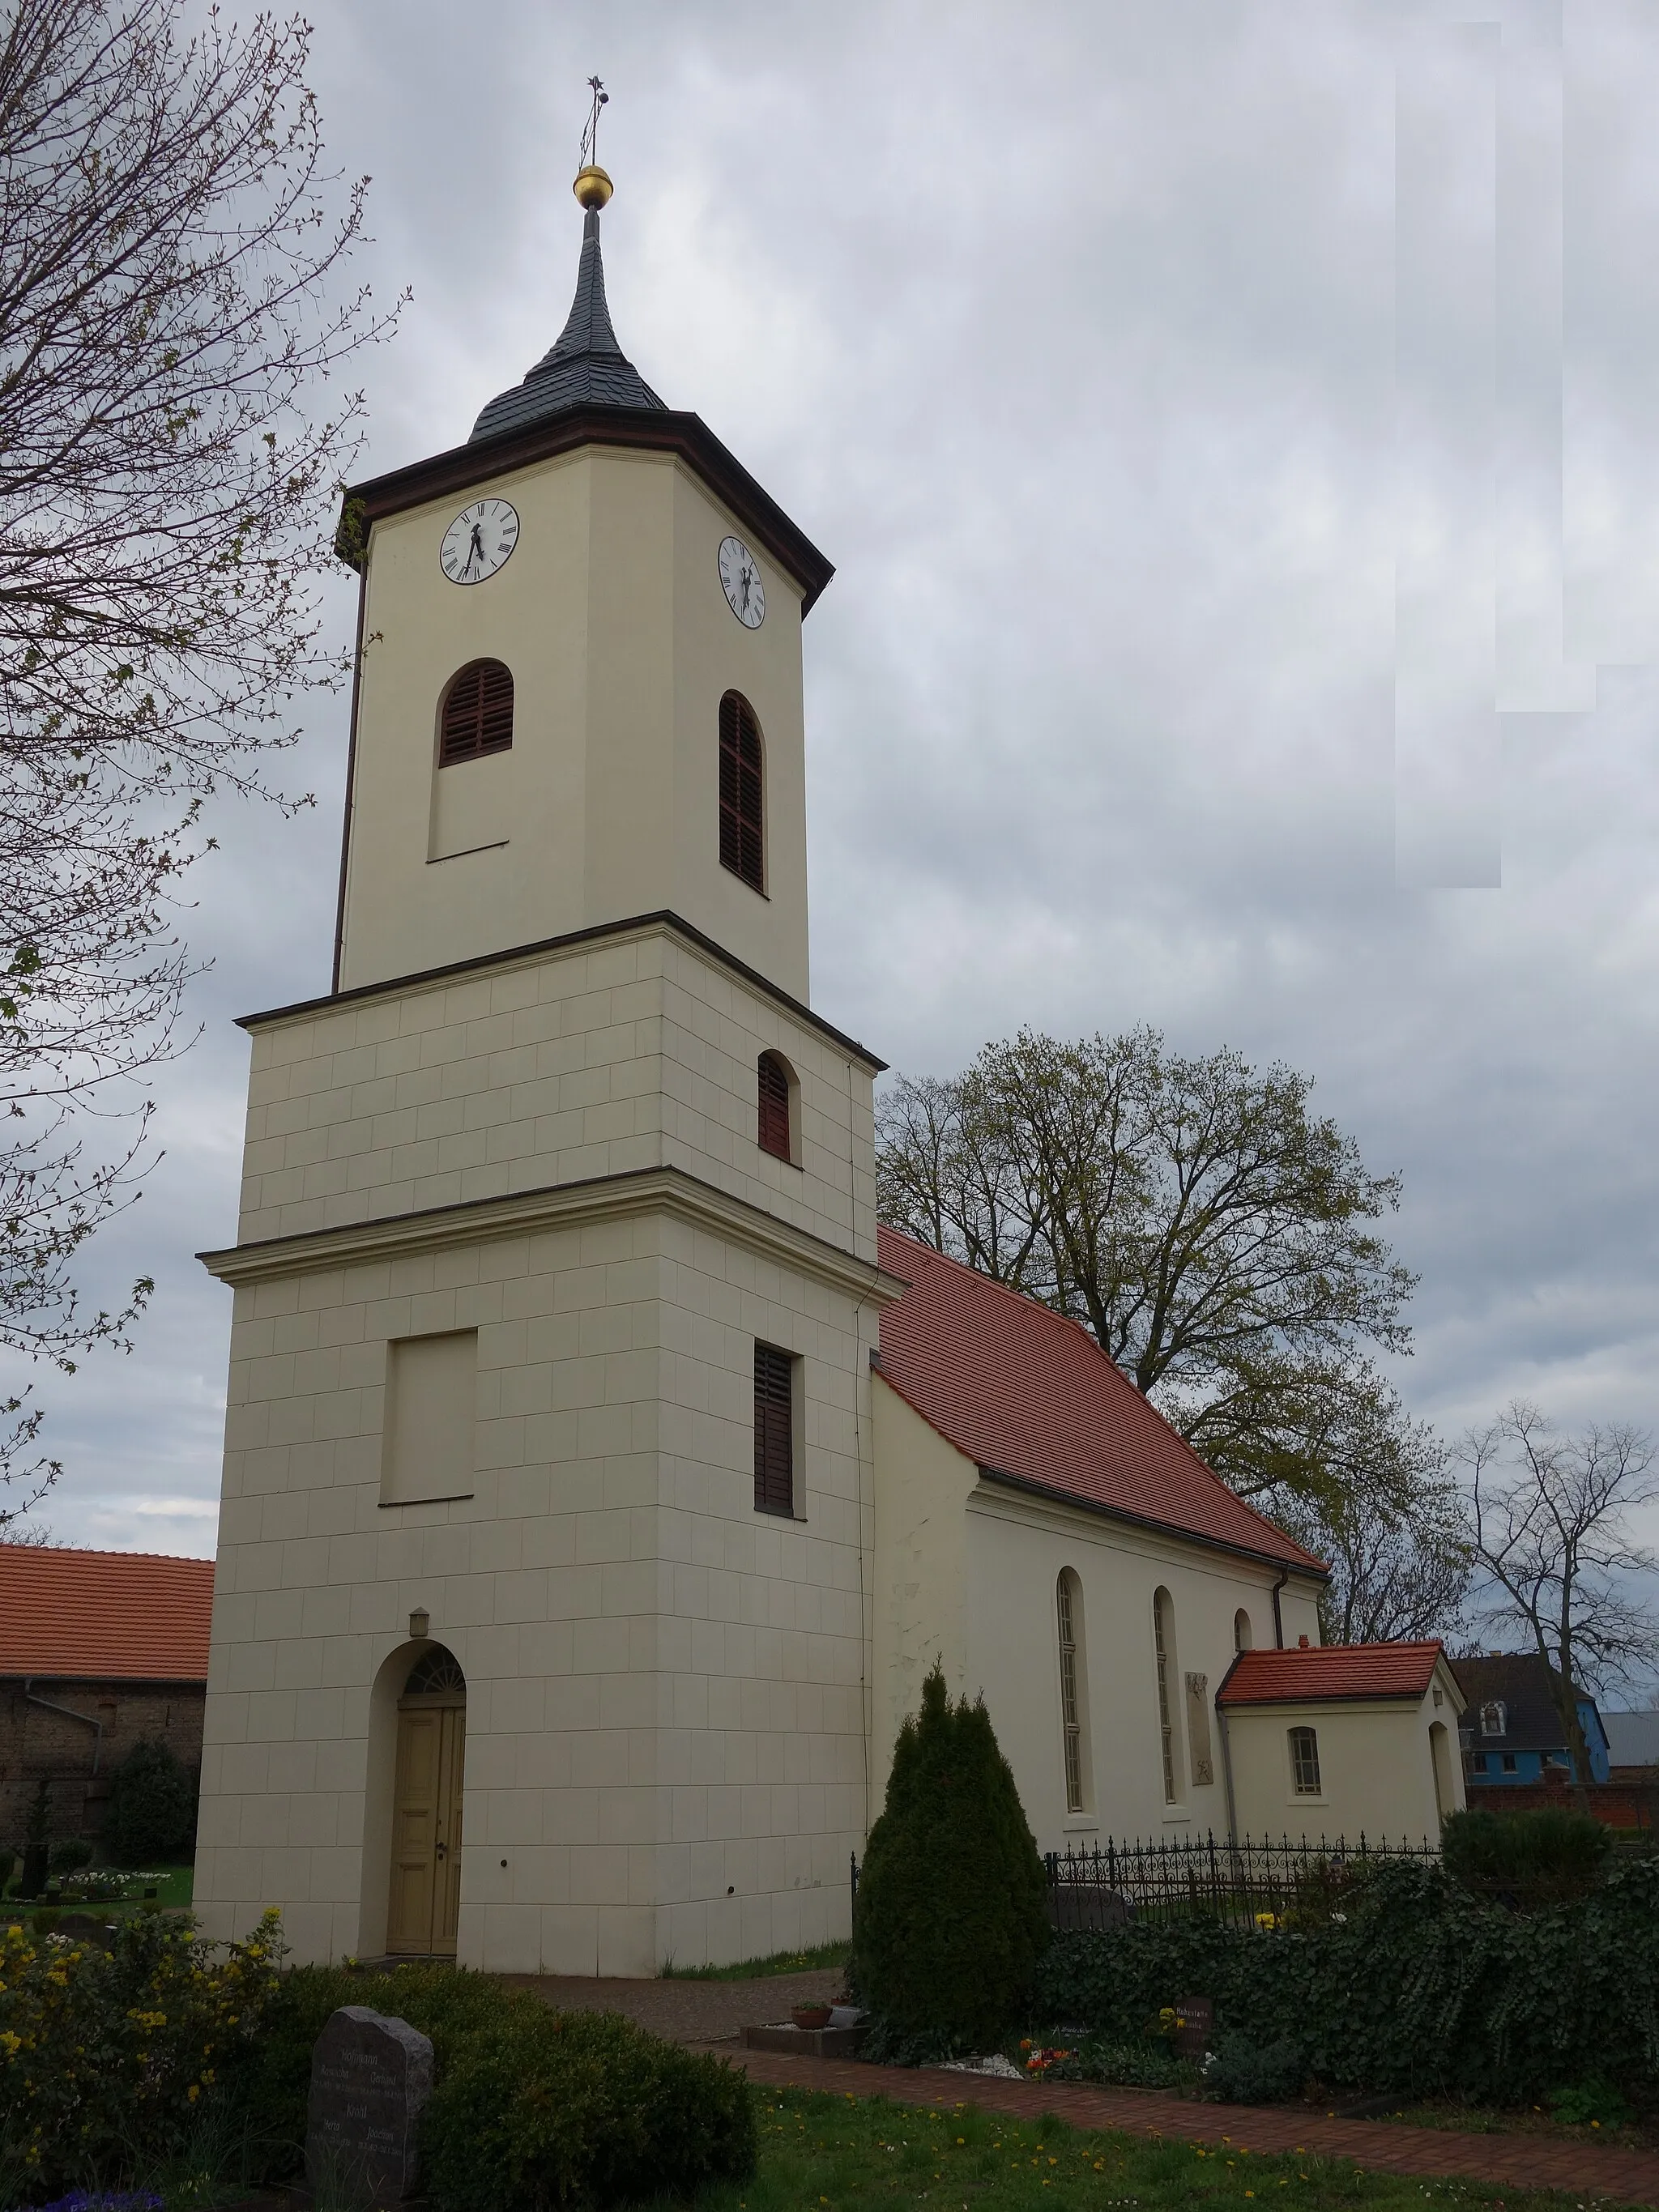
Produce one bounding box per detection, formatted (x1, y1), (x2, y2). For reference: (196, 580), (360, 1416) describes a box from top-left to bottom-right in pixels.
(104, 1741), (196, 1865)
(851, 1664), (1049, 2051)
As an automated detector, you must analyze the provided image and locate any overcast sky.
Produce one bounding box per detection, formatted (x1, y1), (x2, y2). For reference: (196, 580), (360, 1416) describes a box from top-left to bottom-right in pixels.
(24, 0), (1659, 1640)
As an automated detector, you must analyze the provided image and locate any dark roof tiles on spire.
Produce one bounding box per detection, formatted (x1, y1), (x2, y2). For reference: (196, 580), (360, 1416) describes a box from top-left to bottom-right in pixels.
(470, 207), (664, 444)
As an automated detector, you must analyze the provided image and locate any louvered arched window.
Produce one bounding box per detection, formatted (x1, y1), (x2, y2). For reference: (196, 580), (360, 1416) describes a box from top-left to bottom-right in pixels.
(440, 658), (514, 765)
(719, 690), (765, 891)
(757, 1051), (795, 1162)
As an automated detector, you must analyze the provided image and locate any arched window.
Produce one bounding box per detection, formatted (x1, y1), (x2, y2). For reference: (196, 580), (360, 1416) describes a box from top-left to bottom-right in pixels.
(440, 658), (514, 765)
(719, 690), (765, 891)
(1479, 1700), (1507, 1738)
(1153, 1587), (1182, 1804)
(757, 1051), (795, 1163)
(1056, 1570), (1090, 1814)
(1289, 1725), (1322, 1796)
(1234, 1608), (1254, 1653)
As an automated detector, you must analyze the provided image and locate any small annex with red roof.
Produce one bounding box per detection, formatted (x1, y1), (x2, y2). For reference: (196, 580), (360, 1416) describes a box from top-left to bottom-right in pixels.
(0, 1544), (212, 1847)
(870, 1228), (1463, 1848)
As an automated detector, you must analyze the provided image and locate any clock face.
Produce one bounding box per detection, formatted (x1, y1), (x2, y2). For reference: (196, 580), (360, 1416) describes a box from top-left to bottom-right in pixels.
(440, 498), (519, 586)
(718, 535), (766, 629)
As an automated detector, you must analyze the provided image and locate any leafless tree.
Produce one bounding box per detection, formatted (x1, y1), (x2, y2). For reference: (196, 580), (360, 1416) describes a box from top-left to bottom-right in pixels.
(1459, 1402), (1659, 1790)
(878, 1029), (1425, 1524)
(0, 1), (402, 1523)
(1286, 1455), (1472, 1647)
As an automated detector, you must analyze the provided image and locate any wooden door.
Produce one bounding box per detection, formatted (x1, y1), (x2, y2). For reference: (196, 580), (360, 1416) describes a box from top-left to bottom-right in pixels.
(387, 1701), (465, 1954)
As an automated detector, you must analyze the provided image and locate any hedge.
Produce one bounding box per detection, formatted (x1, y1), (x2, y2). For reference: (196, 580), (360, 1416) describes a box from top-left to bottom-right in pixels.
(1032, 1854), (1659, 2101)
(242, 1962), (757, 2211)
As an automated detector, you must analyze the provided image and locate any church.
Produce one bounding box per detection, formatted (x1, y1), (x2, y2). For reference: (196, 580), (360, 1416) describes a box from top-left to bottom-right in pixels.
(193, 160), (1463, 1977)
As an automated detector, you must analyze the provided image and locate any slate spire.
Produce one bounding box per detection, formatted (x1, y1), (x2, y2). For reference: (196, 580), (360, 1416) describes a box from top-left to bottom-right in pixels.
(469, 190), (664, 445)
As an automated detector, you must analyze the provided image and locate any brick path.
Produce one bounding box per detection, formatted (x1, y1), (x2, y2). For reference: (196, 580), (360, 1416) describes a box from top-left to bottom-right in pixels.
(704, 2044), (1659, 2206)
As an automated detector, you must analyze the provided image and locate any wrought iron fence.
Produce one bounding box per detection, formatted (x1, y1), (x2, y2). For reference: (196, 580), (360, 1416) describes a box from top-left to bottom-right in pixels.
(849, 1830), (1438, 1930)
(1043, 1830), (1441, 1930)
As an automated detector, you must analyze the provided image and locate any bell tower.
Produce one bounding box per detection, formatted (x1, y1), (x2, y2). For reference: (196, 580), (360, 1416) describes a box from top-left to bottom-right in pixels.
(331, 161), (830, 1003)
(193, 149), (898, 1977)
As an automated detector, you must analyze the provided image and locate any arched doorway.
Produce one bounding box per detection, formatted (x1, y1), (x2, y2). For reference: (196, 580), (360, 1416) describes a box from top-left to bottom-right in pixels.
(387, 1646), (467, 1956)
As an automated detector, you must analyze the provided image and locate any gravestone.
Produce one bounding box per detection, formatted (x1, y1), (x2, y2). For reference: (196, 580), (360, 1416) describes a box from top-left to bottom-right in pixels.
(1174, 1994), (1214, 2061)
(306, 2005), (434, 2210)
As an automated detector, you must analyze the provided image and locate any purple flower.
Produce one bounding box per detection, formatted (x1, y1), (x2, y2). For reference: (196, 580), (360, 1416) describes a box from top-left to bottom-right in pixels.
(22, 2193), (164, 2212)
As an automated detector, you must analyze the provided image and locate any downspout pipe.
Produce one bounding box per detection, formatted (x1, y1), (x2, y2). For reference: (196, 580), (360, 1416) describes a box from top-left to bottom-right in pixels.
(1270, 1569), (1289, 1650)
(23, 1680), (104, 1775)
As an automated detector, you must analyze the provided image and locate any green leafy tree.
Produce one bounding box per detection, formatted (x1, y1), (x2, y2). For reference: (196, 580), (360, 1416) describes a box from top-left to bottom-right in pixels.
(104, 1738), (195, 1864)
(877, 1029), (1429, 1534)
(852, 1666), (1048, 2048)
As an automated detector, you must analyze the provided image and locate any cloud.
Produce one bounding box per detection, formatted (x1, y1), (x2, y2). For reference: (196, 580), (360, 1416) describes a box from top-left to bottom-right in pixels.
(21, 0), (1659, 1596)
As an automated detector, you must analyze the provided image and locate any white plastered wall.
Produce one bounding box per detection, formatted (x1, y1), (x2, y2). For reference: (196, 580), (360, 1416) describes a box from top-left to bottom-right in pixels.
(194, 1203), (880, 1975)
(195, 930), (885, 1973)
(866, 1370), (1329, 1851)
(338, 448), (811, 1000)
(236, 922), (875, 1263)
(1223, 1660), (1467, 1845)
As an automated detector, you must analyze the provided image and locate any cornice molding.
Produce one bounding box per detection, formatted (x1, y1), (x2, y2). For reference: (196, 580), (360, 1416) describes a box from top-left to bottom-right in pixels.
(243, 909), (886, 1073)
(336, 406), (835, 613)
(198, 1162), (906, 1306)
(967, 1462), (1333, 1583)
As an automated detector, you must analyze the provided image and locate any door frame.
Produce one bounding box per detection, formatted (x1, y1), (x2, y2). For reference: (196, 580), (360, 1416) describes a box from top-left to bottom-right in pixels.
(360, 1639), (467, 1961)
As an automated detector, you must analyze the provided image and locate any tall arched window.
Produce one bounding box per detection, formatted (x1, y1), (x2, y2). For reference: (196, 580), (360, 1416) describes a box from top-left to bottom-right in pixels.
(1056, 1569), (1090, 1814)
(1153, 1587), (1182, 1805)
(440, 658), (514, 765)
(1234, 1608), (1254, 1652)
(757, 1051), (795, 1162)
(719, 690), (765, 891)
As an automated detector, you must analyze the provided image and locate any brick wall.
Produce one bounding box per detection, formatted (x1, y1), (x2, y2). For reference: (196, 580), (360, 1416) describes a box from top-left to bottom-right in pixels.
(0, 1677), (205, 1846)
(1465, 1764), (1659, 1831)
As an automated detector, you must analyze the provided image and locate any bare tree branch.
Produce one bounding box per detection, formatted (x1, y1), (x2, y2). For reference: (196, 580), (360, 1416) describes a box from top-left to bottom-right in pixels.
(1458, 1401), (1659, 1794)
(0, 0), (403, 1524)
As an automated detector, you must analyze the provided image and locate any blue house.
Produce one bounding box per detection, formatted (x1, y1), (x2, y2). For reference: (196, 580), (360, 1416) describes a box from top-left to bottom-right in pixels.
(1451, 1654), (1610, 1785)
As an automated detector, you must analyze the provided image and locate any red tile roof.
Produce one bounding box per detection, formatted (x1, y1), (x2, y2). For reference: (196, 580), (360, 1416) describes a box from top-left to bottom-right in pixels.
(875, 1226), (1324, 1573)
(0, 1545), (213, 1681)
(1217, 1640), (1446, 1707)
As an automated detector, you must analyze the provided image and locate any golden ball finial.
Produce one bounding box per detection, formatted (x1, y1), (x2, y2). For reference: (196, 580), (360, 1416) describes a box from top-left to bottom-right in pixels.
(574, 164), (613, 211)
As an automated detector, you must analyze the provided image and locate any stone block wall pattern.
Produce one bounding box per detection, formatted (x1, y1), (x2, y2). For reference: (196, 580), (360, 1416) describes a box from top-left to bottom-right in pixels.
(194, 927), (889, 1975)
(234, 925), (876, 1263)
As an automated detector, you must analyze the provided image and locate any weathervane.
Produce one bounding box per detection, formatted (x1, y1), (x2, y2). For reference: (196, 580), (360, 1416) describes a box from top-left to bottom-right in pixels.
(574, 77), (613, 209)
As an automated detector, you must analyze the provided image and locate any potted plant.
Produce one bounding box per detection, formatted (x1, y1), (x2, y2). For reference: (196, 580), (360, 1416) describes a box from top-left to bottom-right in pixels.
(791, 2002), (833, 2031)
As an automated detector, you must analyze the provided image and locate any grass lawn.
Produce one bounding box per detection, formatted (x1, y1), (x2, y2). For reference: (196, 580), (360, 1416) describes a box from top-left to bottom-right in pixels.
(683, 2088), (1639, 2212)
(663, 1938), (850, 1980)
(2, 1860), (195, 1920)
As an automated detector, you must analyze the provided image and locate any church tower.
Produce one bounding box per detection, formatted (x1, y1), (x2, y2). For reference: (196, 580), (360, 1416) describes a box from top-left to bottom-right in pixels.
(194, 159), (898, 1975)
